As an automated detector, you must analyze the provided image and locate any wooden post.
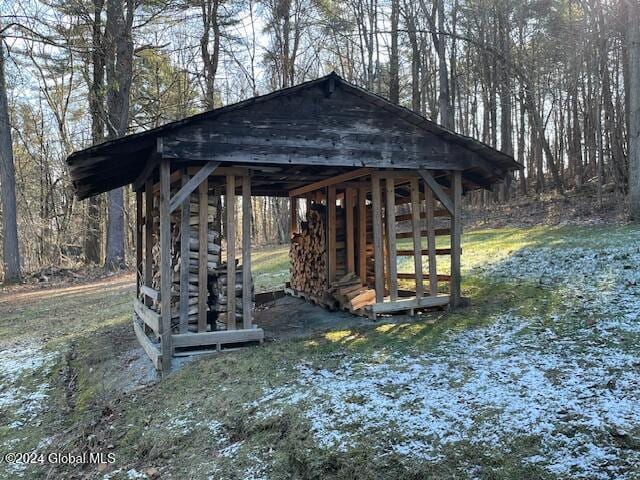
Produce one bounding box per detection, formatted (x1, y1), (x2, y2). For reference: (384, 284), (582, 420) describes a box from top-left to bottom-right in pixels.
(371, 174), (384, 303)
(426, 183), (438, 296)
(410, 178), (424, 298)
(450, 171), (462, 306)
(226, 175), (236, 329)
(144, 179), (154, 308)
(290, 196), (298, 236)
(159, 158), (172, 370)
(242, 175), (252, 329)
(327, 185), (337, 283)
(358, 188), (367, 284)
(198, 176), (208, 332)
(345, 187), (355, 273)
(385, 177), (398, 300)
(179, 170), (190, 333)
(136, 189), (143, 297)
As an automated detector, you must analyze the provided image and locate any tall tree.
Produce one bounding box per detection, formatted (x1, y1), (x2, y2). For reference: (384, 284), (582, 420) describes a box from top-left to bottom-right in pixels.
(629, 0), (640, 219)
(104, 0), (134, 269)
(0, 38), (21, 282)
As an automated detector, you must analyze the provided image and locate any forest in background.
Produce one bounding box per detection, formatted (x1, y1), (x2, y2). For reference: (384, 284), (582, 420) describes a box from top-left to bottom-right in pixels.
(1, 0), (639, 282)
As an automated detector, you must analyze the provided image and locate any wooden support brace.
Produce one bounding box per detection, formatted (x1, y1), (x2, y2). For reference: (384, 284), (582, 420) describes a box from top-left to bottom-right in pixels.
(288, 167), (372, 197)
(169, 161), (219, 214)
(419, 170), (454, 215)
(242, 176), (252, 329)
(179, 170), (190, 333)
(385, 177), (398, 300)
(450, 171), (462, 307)
(345, 187), (355, 273)
(410, 178), (424, 298)
(159, 158), (172, 370)
(371, 174), (384, 303)
(198, 176), (209, 332)
(226, 175), (236, 329)
(358, 188), (367, 284)
(327, 185), (337, 283)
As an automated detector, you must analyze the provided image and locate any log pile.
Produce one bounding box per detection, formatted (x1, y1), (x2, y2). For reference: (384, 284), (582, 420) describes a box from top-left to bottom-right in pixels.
(328, 273), (376, 311)
(209, 261), (255, 330)
(290, 204), (327, 294)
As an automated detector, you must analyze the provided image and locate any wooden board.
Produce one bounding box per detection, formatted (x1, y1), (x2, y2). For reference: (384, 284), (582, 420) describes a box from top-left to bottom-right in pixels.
(451, 171), (462, 306)
(410, 177), (424, 298)
(172, 328), (264, 349)
(159, 158), (172, 370)
(385, 177), (398, 300)
(133, 314), (162, 370)
(198, 176), (209, 332)
(358, 188), (367, 284)
(242, 175), (252, 329)
(368, 294), (450, 314)
(345, 187), (355, 273)
(226, 175), (236, 329)
(133, 298), (161, 335)
(371, 174), (384, 302)
(327, 185), (337, 283)
(179, 170), (190, 333)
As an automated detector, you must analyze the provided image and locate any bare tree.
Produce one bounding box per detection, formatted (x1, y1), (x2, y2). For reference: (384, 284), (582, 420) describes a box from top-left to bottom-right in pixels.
(0, 38), (21, 282)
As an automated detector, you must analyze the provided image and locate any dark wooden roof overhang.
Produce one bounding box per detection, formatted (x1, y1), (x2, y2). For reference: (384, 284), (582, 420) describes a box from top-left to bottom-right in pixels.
(67, 72), (522, 200)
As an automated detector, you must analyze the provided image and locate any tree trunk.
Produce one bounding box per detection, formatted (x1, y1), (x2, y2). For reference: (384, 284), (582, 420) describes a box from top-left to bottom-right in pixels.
(629, 0), (640, 219)
(0, 40), (21, 282)
(388, 0), (399, 104)
(84, 0), (105, 264)
(103, 0), (135, 270)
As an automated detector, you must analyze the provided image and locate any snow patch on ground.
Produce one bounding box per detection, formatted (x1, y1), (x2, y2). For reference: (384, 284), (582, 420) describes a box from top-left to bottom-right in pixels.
(0, 344), (57, 424)
(250, 243), (640, 478)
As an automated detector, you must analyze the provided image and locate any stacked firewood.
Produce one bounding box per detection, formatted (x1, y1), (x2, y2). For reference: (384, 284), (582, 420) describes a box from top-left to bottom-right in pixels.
(290, 204), (327, 294)
(329, 273), (376, 311)
(209, 261), (254, 330)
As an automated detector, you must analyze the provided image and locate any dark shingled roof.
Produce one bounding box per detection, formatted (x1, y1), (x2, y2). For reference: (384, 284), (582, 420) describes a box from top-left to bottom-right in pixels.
(67, 72), (521, 199)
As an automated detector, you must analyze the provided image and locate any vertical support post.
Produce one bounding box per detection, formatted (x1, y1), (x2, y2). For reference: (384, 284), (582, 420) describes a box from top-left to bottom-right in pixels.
(410, 178), (424, 298)
(198, 176), (209, 332)
(450, 171), (462, 306)
(135, 189), (143, 297)
(426, 184), (438, 296)
(358, 188), (367, 284)
(290, 196), (298, 236)
(144, 179), (154, 308)
(327, 185), (337, 283)
(159, 158), (172, 370)
(385, 177), (398, 300)
(179, 170), (190, 333)
(242, 175), (252, 329)
(371, 174), (384, 303)
(226, 175), (236, 329)
(345, 187), (355, 274)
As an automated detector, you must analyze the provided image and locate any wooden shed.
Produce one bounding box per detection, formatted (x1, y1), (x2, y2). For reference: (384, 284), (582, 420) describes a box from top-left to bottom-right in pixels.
(66, 72), (520, 371)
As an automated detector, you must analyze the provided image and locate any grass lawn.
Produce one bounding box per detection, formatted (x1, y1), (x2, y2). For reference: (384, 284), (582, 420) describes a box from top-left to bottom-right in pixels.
(0, 224), (639, 479)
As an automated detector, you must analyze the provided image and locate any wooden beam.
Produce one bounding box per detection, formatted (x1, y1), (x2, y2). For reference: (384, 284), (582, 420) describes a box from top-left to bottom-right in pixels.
(358, 188), (367, 284)
(198, 176), (209, 332)
(179, 170), (190, 333)
(397, 248), (453, 256)
(397, 273), (450, 281)
(172, 328), (264, 348)
(242, 176), (252, 329)
(168, 161), (219, 214)
(226, 175), (236, 329)
(144, 180), (154, 308)
(133, 298), (161, 334)
(159, 158), (172, 371)
(345, 188), (355, 273)
(133, 315), (162, 370)
(369, 294), (449, 314)
(450, 171), (462, 307)
(327, 185), (337, 283)
(410, 178), (424, 299)
(140, 285), (159, 302)
(419, 170), (454, 215)
(290, 196), (298, 236)
(371, 175), (384, 303)
(385, 177), (398, 300)
(288, 167), (372, 197)
(136, 189), (143, 297)
(426, 186), (438, 296)
(396, 228), (451, 239)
